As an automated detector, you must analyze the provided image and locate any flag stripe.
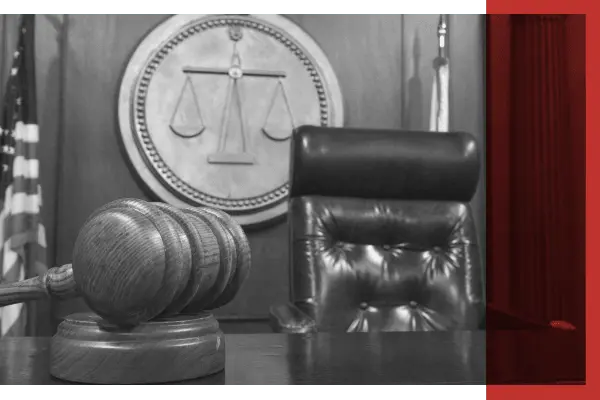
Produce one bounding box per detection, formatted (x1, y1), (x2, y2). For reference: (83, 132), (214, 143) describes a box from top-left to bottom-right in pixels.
(6, 192), (41, 214)
(2, 253), (21, 283)
(0, 15), (47, 337)
(13, 157), (39, 179)
(1, 303), (25, 336)
(8, 176), (40, 195)
(2, 215), (46, 246)
(13, 122), (39, 143)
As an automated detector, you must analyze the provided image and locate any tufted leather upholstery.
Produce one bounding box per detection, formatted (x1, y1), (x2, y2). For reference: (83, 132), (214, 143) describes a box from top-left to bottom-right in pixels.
(270, 126), (485, 333)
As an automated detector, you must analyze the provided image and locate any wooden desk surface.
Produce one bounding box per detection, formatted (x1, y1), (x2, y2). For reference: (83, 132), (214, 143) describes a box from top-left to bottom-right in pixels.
(0, 330), (584, 385)
(1, 331), (484, 384)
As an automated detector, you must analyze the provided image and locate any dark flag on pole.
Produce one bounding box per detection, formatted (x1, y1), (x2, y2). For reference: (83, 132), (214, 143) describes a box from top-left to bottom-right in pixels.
(0, 15), (47, 336)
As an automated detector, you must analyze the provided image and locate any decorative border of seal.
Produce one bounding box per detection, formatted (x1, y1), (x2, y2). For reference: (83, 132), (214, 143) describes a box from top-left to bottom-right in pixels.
(118, 15), (344, 226)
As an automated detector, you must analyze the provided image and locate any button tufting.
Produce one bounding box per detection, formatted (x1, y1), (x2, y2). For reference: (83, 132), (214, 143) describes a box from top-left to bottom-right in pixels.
(359, 302), (368, 310)
(382, 245), (391, 251)
(408, 301), (418, 308)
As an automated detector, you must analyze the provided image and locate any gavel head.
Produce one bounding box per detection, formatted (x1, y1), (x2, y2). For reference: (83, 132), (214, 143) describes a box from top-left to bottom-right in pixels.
(71, 198), (251, 327)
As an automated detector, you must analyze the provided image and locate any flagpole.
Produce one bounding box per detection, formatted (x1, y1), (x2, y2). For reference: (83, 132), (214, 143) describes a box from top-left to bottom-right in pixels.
(437, 14), (448, 59)
(429, 14), (450, 133)
(434, 15), (448, 132)
(0, 14), (47, 337)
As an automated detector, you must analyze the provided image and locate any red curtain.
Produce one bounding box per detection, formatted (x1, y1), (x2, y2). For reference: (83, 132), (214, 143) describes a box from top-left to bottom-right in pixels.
(486, 15), (585, 328)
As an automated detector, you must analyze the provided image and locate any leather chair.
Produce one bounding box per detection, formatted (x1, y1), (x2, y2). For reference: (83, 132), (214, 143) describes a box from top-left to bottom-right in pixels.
(270, 126), (485, 333)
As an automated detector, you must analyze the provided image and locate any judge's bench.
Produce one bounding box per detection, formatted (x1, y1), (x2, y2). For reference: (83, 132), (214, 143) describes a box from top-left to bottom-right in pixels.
(0, 14), (584, 385)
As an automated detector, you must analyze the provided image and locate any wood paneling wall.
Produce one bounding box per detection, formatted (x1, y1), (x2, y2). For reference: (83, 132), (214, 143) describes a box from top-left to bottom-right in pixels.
(0, 15), (485, 334)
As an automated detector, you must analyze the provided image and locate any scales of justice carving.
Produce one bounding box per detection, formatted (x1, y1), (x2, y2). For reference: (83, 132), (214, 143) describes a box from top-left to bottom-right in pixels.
(169, 25), (296, 165)
(118, 14), (344, 226)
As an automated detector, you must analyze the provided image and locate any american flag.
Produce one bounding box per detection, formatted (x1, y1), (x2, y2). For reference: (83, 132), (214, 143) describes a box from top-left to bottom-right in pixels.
(0, 15), (47, 337)
(429, 14), (450, 133)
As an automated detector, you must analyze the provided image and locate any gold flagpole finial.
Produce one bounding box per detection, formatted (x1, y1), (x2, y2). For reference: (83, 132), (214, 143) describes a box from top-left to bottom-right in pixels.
(437, 14), (448, 59)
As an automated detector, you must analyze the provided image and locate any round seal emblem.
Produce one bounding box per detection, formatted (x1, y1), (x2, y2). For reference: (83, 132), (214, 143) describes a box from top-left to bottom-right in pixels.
(118, 14), (344, 226)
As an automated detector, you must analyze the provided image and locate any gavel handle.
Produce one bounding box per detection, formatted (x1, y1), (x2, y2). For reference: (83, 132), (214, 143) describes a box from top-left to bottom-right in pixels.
(0, 264), (78, 307)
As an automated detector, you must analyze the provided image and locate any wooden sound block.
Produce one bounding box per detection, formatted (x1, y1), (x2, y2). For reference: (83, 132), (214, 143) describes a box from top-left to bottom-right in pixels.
(50, 312), (225, 384)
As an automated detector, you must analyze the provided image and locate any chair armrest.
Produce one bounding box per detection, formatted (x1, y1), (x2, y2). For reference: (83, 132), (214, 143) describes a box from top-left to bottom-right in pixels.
(269, 303), (317, 333)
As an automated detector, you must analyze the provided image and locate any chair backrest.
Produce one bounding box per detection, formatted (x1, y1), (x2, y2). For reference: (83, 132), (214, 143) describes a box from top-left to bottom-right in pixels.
(288, 126), (484, 332)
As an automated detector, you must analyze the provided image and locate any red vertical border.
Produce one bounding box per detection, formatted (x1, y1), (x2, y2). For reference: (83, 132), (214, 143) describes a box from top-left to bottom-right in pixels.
(485, 14), (511, 313)
(486, 1), (597, 399)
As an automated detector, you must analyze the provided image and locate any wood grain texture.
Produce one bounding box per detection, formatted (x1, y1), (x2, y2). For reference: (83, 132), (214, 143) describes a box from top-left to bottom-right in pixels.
(0, 15), (485, 329)
(72, 205), (172, 325)
(0, 331), (488, 388)
(50, 312), (225, 384)
(0, 264), (77, 307)
(152, 202), (220, 316)
(71, 198), (247, 325)
(2, 330), (587, 385)
(78, 198), (192, 324)
(200, 207), (252, 309)
(0, 16), (65, 335)
(1, 198), (249, 329)
(53, 15), (168, 325)
(180, 207), (237, 312)
(287, 15), (405, 129)
(36, 15), (67, 336)
(217, 221), (288, 318)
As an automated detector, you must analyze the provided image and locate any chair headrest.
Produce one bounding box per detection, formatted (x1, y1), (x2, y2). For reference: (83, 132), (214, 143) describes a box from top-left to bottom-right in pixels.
(289, 126), (480, 202)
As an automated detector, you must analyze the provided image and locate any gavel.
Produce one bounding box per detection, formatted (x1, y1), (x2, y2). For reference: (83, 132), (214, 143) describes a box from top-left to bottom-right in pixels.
(0, 198), (251, 327)
(0, 198), (251, 383)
